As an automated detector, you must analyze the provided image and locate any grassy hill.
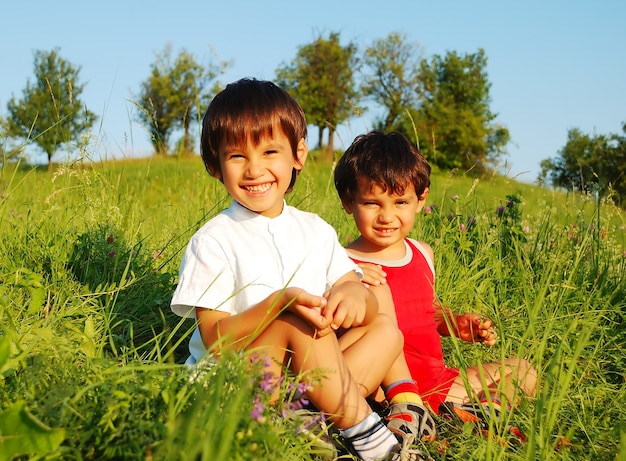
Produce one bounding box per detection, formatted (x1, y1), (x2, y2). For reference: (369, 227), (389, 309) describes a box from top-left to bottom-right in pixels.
(0, 154), (624, 460)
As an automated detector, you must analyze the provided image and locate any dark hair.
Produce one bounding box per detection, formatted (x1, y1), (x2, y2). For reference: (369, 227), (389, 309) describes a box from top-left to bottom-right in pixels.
(334, 131), (431, 203)
(201, 78), (307, 191)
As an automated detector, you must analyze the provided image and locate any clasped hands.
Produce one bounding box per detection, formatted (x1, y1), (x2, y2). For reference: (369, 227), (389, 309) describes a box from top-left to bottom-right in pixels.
(281, 282), (370, 337)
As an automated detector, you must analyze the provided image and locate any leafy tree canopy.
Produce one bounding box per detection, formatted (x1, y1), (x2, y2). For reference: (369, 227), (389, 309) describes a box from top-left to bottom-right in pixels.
(406, 48), (509, 175)
(540, 123), (626, 204)
(276, 32), (360, 160)
(134, 43), (228, 155)
(3, 48), (97, 167)
(361, 32), (422, 132)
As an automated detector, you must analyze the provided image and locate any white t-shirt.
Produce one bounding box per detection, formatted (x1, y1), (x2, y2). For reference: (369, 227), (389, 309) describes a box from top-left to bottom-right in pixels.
(171, 200), (359, 363)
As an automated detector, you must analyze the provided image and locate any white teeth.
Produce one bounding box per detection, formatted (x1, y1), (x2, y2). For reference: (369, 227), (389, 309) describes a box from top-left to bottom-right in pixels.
(245, 183), (271, 193)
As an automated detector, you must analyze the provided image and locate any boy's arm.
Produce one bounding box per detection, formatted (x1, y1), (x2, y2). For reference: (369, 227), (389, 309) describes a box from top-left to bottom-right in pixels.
(196, 287), (331, 352)
(322, 271), (379, 330)
(434, 300), (498, 345)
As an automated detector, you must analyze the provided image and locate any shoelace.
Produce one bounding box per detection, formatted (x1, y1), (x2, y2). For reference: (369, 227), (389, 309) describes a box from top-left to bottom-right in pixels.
(394, 434), (432, 461)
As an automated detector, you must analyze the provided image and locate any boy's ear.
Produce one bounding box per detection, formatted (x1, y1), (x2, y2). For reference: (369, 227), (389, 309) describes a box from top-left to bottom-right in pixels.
(211, 169), (222, 180)
(416, 187), (430, 213)
(294, 138), (308, 170)
(341, 199), (354, 214)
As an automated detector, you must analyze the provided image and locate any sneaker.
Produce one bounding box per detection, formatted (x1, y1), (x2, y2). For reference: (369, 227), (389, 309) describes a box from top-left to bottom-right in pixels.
(382, 435), (433, 461)
(383, 403), (437, 443)
(438, 401), (526, 445)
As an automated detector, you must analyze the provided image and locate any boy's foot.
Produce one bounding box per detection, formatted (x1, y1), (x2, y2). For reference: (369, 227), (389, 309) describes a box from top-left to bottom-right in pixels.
(383, 402), (437, 442)
(438, 401), (526, 445)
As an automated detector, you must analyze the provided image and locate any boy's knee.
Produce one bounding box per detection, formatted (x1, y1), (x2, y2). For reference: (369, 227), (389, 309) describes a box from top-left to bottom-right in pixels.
(514, 358), (538, 395)
(373, 313), (404, 350)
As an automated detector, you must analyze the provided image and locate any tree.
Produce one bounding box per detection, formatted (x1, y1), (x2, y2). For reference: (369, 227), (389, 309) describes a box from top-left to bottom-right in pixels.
(361, 32), (422, 131)
(4, 48), (97, 168)
(412, 49), (509, 175)
(540, 124), (626, 203)
(276, 32), (360, 161)
(134, 43), (226, 155)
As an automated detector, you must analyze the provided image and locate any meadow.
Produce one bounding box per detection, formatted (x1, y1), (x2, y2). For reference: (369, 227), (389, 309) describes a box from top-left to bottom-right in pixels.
(0, 152), (624, 460)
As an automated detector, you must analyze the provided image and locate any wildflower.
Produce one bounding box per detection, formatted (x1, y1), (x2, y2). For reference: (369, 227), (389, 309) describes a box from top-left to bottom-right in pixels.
(251, 396), (266, 422)
(523, 226), (530, 233)
(466, 215), (476, 227)
(152, 252), (163, 259)
(258, 372), (275, 393)
(459, 223), (467, 233)
(108, 250), (116, 258)
(131, 250), (137, 257)
(424, 206), (432, 214)
(106, 235), (115, 244)
(452, 194), (459, 201)
(507, 200), (515, 208)
(496, 206), (505, 216)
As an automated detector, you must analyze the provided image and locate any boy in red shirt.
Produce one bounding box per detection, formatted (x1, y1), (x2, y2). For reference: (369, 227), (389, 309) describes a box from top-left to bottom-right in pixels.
(334, 131), (537, 438)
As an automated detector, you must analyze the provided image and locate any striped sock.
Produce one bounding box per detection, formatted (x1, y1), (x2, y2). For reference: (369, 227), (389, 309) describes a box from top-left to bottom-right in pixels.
(384, 379), (423, 405)
(342, 412), (398, 461)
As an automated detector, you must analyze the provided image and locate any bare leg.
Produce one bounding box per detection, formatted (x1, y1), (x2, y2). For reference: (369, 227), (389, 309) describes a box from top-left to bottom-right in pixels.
(338, 313), (404, 396)
(445, 358), (537, 408)
(360, 283), (421, 394)
(247, 312), (378, 429)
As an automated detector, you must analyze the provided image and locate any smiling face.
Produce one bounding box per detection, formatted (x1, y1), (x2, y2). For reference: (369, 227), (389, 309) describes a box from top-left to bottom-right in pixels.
(216, 127), (308, 218)
(343, 178), (428, 257)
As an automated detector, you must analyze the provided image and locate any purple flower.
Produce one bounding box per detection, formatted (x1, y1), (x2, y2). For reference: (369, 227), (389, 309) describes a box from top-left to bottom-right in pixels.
(496, 206), (505, 216)
(108, 250), (116, 258)
(251, 396), (266, 421)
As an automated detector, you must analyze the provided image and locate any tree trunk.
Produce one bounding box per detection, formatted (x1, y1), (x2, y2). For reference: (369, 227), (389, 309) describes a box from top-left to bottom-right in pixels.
(184, 123), (191, 155)
(317, 125), (324, 150)
(325, 127), (335, 162)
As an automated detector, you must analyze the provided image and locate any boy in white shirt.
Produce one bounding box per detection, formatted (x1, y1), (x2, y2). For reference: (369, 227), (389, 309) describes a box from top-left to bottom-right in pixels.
(171, 79), (434, 460)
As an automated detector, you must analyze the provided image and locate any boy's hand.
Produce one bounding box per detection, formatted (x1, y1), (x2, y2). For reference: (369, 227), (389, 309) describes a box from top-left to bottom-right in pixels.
(282, 287), (333, 335)
(322, 281), (371, 330)
(357, 262), (387, 287)
(456, 313), (498, 346)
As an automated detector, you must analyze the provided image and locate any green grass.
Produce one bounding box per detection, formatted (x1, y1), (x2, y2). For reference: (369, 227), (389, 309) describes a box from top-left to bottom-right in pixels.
(0, 153), (624, 460)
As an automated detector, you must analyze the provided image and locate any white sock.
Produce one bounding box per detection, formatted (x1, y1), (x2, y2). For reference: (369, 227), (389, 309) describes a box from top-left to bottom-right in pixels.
(342, 412), (398, 461)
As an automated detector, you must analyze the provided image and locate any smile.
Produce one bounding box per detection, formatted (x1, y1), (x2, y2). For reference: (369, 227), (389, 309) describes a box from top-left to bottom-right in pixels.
(243, 183), (272, 193)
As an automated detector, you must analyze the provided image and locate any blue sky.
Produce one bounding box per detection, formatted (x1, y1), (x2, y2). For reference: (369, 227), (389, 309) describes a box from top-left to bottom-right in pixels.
(1, 0), (624, 182)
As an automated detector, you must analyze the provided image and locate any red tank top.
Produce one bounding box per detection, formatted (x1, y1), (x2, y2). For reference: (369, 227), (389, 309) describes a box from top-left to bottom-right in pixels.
(350, 239), (447, 393)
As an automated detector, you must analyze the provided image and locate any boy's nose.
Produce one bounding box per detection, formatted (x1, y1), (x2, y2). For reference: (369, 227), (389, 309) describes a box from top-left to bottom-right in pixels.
(378, 209), (395, 223)
(244, 159), (263, 178)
